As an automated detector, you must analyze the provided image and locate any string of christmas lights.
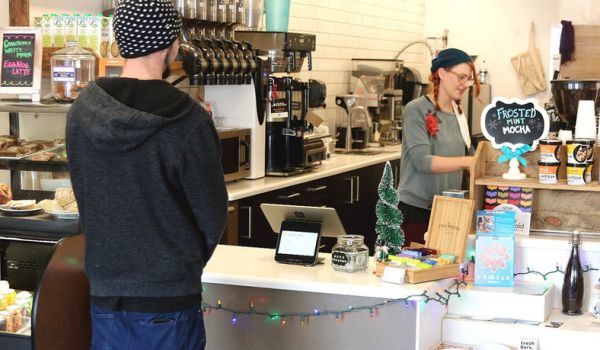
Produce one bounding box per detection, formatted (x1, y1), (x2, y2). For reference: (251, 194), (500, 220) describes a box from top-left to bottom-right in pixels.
(202, 263), (600, 326)
(513, 264), (598, 280)
(201, 280), (466, 326)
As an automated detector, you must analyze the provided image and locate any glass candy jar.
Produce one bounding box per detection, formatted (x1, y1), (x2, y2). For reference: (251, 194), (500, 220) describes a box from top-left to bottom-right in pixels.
(51, 41), (96, 102)
(331, 235), (369, 272)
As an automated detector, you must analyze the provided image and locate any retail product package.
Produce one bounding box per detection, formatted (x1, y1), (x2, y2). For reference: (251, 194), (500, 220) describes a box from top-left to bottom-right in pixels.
(484, 186), (532, 235)
(404, 195), (474, 283)
(475, 210), (515, 287)
(442, 189), (469, 199)
(510, 22), (547, 95)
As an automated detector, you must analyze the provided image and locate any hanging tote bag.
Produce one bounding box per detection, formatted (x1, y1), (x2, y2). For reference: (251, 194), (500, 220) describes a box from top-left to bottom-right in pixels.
(511, 22), (547, 95)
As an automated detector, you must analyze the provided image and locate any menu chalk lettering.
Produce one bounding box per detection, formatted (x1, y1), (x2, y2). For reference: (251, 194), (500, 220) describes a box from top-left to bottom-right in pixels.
(480, 97), (549, 150)
(1, 33), (36, 87)
(0, 27), (42, 101)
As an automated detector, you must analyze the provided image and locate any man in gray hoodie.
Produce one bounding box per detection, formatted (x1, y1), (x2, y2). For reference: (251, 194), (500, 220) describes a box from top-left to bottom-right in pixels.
(66, 1), (227, 349)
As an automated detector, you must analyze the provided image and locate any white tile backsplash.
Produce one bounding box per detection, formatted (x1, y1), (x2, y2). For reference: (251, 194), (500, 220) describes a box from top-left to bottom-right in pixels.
(284, 0), (426, 123)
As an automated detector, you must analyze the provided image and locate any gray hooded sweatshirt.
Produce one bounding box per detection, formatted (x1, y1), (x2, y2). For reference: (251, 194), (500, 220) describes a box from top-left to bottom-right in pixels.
(66, 80), (227, 301)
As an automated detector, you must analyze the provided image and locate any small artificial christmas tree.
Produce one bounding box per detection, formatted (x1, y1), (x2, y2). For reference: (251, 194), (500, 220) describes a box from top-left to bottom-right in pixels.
(374, 161), (404, 262)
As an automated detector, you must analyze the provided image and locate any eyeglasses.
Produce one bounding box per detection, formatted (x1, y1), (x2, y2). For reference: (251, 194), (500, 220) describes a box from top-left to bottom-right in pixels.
(444, 69), (475, 86)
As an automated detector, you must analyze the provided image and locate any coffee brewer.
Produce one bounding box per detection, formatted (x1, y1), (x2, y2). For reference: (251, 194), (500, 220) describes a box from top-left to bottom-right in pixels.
(234, 31), (327, 176)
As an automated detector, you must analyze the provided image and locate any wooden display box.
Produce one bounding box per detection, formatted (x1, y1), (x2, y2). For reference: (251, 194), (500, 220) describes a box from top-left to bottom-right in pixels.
(470, 141), (600, 234)
(405, 195), (474, 283)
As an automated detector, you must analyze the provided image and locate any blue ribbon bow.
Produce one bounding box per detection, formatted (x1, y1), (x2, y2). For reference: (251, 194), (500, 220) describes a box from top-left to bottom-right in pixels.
(497, 145), (531, 166)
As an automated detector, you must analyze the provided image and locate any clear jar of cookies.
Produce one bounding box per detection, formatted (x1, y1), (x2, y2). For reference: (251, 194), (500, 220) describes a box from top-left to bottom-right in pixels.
(51, 41), (95, 102)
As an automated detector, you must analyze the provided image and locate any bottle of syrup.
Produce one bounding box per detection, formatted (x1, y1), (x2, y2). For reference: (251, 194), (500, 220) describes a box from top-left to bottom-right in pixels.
(562, 231), (584, 315)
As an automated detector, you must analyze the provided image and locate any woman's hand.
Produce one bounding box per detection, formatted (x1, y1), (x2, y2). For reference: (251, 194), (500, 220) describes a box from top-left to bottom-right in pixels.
(430, 156), (473, 174)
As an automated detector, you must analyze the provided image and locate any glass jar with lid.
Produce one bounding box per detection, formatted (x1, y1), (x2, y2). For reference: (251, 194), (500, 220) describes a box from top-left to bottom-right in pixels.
(51, 41), (95, 102)
(331, 235), (369, 272)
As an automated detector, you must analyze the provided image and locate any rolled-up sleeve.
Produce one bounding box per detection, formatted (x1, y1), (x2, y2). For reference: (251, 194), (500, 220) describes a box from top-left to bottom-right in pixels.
(402, 105), (433, 173)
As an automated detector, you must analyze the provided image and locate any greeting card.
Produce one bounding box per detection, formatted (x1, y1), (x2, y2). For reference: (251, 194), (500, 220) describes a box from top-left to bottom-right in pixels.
(475, 210), (515, 287)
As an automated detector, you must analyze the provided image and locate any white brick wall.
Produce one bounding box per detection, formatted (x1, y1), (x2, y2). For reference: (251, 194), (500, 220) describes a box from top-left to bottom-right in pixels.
(282, 0), (428, 125)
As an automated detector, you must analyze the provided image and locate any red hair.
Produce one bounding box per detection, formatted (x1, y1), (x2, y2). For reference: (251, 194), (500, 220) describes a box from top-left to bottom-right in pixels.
(428, 61), (480, 114)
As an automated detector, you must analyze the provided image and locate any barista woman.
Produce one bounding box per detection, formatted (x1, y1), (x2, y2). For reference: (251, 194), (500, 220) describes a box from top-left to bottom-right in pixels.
(397, 48), (479, 244)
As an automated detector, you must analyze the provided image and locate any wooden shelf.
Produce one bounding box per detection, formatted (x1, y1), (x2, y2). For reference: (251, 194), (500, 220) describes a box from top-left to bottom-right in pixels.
(475, 176), (600, 192)
(0, 101), (71, 114)
(470, 141), (600, 234)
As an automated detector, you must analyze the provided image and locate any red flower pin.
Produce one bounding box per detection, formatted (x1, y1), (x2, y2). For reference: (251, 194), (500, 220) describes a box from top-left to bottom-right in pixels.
(425, 110), (440, 137)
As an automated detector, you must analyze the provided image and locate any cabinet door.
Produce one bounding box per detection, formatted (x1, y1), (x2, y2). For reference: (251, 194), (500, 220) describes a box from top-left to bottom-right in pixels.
(220, 201), (239, 245)
(330, 167), (373, 247)
(329, 162), (391, 255)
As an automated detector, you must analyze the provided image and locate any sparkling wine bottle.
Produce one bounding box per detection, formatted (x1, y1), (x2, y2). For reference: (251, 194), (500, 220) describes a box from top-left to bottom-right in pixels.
(562, 231), (584, 315)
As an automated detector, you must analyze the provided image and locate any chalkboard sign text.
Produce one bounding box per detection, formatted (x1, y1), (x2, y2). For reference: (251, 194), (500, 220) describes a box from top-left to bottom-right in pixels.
(480, 97), (549, 150)
(0, 27), (42, 101)
(1, 33), (36, 87)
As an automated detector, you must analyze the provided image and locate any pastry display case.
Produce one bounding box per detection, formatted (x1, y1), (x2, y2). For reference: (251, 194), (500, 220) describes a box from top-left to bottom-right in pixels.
(0, 101), (79, 349)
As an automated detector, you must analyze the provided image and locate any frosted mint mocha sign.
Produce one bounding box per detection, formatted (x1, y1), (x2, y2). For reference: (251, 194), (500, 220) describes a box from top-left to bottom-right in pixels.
(480, 97), (549, 150)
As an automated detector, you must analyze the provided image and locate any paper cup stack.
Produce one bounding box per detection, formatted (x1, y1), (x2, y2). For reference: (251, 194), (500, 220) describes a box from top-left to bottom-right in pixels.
(575, 100), (596, 139)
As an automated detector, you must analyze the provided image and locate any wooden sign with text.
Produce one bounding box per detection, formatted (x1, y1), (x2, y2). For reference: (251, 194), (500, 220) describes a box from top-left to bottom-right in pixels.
(0, 27), (42, 101)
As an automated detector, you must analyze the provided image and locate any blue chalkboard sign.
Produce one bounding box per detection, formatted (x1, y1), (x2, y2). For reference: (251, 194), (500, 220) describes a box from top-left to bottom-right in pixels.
(480, 97), (549, 150)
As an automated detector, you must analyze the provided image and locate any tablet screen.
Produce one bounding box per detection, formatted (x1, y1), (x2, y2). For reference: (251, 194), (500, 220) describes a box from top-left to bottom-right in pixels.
(275, 220), (321, 265)
(277, 229), (319, 256)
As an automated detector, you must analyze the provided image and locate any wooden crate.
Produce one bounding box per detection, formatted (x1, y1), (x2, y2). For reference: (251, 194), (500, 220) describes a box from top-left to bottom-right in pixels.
(405, 195), (474, 283)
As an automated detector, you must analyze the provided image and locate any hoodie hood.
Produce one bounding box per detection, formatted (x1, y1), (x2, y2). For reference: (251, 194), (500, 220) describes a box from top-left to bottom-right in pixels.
(69, 82), (195, 153)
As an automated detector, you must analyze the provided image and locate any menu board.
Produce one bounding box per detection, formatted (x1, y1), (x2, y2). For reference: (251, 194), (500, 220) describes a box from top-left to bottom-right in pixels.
(1, 32), (36, 87)
(480, 97), (549, 150)
(0, 27), (42, 101)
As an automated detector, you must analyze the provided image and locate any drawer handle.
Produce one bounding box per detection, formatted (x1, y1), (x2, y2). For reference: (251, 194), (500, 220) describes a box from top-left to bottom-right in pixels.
(277, 192), (300, 199)
(306, 185), (327, 192)
(239, 205), (252, 239)
(352, 175), (360, 202)
(343, 177), (354, 204)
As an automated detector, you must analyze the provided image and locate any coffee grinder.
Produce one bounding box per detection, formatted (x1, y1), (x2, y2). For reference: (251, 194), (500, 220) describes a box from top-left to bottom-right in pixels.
(335, 95), (371, 152)
(351, 59), (403, 145)
(177, 0), (267, 179)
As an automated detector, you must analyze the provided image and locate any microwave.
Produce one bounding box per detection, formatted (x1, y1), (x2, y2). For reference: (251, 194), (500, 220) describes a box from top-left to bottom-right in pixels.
(217, 128), (251, 182)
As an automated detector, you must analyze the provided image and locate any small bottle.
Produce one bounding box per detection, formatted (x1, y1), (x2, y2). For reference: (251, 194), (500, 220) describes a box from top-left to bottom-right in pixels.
(464, 256), (475, 282)
(478, 60), (488, 84)
(562, 231), (584, 315)
(592, 282), (600, 319)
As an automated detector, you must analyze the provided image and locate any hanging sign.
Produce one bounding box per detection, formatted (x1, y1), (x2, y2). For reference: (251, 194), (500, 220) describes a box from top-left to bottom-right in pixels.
(480, 97), (549, 180)
(0, 27), (42, 101)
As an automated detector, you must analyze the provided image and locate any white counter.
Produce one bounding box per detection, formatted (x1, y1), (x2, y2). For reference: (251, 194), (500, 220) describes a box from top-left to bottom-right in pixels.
(204, 244), (451, 300)
(226, 145), (401, 201)
(202, 244), (451, 350)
